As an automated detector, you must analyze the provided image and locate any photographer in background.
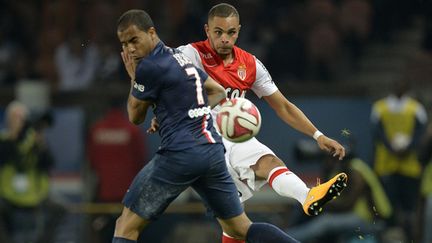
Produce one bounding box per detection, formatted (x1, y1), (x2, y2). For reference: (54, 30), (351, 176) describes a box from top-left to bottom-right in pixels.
(0, 100), (61, 243)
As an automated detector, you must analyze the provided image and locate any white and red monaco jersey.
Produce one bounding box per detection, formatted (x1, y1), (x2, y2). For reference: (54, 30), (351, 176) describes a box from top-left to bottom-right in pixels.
(178, 39), (278, 99)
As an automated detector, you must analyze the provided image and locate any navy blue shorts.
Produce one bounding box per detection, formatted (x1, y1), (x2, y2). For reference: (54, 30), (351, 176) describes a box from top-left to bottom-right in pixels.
(122, 143), (243, 220)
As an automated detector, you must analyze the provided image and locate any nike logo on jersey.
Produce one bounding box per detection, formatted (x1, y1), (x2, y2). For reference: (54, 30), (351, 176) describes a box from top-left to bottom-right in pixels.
(201, 52), (213, 59)
(200, 52), (218, 67)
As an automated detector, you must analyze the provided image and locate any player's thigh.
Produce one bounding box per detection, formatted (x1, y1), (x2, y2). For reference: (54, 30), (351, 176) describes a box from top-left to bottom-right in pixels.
(216, 212), (252, 239)
(224, 137), (277, 188)
(191, 145), (244, 220)
(123, 153), (191, 220)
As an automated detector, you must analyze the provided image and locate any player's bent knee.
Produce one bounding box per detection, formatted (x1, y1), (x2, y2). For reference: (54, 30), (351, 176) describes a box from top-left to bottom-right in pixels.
(252, 154), (285, 180)
(259, 154), (284, 167)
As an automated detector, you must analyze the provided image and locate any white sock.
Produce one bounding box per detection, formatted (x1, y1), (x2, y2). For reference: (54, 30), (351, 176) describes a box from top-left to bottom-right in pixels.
(267, 166), (309, 205)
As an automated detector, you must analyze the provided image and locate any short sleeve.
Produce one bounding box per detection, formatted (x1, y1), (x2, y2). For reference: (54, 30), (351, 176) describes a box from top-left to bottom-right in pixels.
(177, 44), (205, 71)
(131, 60), (161, 101)
(251, 57), (278, 98)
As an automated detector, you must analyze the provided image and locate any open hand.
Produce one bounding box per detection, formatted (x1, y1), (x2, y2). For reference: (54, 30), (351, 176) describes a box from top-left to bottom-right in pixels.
(120, 49), (136, 81)
(317, 135), (346, 160)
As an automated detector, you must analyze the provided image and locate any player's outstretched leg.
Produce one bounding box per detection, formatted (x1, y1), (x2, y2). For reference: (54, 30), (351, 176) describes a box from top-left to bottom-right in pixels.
(222, 224), (300, 243)
(218, 213), (300, 243)
(246, 222), (300, 243)
(302, 172), (348, 216)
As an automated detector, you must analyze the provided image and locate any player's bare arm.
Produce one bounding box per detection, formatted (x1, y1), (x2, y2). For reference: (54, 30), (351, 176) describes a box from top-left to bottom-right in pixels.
(121, 47), (152, 125)
(127, 95), (152, 125)
(204, 77), (227, 108)
(264, 90), (345, 160)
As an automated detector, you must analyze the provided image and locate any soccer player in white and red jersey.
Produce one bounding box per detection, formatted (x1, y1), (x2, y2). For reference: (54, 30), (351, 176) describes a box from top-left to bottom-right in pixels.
(178, 3), (348, 243)
(115, 9), (300, 243)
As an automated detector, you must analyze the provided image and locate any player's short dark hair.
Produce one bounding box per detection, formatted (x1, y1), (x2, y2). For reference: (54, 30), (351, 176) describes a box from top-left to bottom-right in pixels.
(117, 9), (154, 32)
(208, 3), (239, 21)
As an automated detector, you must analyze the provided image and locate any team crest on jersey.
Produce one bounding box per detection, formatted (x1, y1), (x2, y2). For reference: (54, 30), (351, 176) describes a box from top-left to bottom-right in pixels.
(237, 64), (247, 81)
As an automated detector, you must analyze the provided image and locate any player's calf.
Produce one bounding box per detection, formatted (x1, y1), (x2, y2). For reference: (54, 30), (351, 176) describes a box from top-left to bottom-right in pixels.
(113, 207), (149, 241)
(246, 222), (300, 243)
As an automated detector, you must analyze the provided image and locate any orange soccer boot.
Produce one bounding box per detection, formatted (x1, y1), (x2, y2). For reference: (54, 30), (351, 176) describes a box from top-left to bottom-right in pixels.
(302, 172), (348, 216)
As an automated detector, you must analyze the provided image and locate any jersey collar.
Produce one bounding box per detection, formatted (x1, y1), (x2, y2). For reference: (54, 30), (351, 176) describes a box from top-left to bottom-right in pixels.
(150, 41), (166, 56)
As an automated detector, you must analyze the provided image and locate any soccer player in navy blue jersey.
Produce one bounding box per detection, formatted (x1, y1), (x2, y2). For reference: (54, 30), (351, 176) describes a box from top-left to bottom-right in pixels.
(113, 9), (299, 243)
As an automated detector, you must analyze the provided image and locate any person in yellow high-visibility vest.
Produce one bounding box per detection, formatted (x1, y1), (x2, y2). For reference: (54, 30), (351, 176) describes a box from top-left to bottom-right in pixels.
(370, 79), (428, 241)
(419, 123), (432, 243)
(420, 161), (432, 243)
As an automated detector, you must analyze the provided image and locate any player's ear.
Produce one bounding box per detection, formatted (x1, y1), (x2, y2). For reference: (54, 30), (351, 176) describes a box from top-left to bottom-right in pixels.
(148, 27), (157, 40)
(204, 24), (210, 38)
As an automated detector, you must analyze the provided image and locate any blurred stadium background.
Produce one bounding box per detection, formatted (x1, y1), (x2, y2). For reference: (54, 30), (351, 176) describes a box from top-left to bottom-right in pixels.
(0, 0), (431, 242)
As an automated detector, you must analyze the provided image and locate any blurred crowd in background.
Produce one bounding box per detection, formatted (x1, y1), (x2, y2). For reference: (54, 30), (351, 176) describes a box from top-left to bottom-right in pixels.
(0, 0), (432, 242)
(0, 0), (430, 90)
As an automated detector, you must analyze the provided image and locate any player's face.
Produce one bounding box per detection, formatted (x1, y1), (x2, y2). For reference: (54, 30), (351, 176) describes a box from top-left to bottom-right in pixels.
(205, 16), (240, 56)
(117, 25), (156, 63)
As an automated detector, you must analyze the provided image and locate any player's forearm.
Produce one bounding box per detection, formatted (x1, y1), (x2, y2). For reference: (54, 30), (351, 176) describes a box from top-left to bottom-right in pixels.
(127, 82), (150, 125)
(279, 104), (318, 136)
(276, 101), (319, 137)
(204, 77), (227, 108)
(207, 91), (227, 108)
(265, 91), (320, 138)
(127, 96), (146, 125)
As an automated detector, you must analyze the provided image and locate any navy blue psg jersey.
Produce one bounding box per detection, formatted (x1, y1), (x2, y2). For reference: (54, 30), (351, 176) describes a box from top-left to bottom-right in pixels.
(131, 42), (222, 151)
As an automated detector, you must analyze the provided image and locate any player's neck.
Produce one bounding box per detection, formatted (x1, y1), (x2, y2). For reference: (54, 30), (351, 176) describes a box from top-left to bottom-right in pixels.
(220, 53), (234, 66)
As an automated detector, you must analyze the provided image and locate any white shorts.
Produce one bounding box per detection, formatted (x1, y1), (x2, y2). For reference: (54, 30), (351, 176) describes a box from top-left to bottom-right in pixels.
(223, 137), (275, 202)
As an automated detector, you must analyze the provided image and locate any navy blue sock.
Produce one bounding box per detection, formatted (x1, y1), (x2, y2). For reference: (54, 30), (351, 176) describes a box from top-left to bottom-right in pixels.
(246, 222), (300, 243)
(112, 236), (136, 243)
